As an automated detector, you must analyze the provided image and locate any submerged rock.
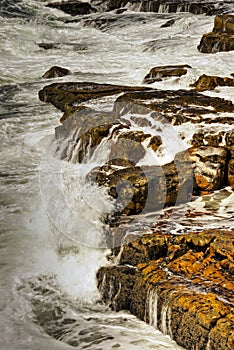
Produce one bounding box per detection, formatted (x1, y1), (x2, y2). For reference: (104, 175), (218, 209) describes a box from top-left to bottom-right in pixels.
(38, 42), (88, 51)
(42, 66), (71, 79)
(143, 64), (191, 84)
(97, 229), (234, 350)
(191, 74), (234, 92)
(46, 0), (98, 16)
(160, 18), (176, 28)
(198, 14), (234, 53)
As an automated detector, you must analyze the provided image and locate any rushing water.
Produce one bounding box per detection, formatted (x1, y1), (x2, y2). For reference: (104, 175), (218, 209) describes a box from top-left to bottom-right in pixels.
(0, 1), (234, 349)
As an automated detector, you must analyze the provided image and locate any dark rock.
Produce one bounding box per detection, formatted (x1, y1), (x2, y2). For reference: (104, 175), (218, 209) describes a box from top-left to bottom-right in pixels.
(114, 89), (234, 125)
(228, 158), (234, 188)
(115, 8), (127, 14)
(39, 81), (149, 112)
(147, 135), (162, 152)
(42, 66), (71, 79)
(214, 14), (234, 34)
(198, 14), (234, 53)
(191, 74), (234, 92)
(198, 32), (234, 53)
(97, 265), (136, 311)
(160, 18), (176, 28)
(91, 0), (234, 15)
(38, 42), (88, 51)
(46, 1), (98, 16)
(143, 64), (191, 84)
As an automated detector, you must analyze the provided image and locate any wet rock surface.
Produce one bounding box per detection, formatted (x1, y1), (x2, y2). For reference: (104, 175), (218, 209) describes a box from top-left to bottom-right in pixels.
(38, 42), (88, 51)
(90, 158), (193, 217)
(198, 14), (234, 53)
(191, 74), (234, 92)
(39, 56), (234, 349)
(38, 81), (149, 112)
(42, 66), (71, 79)
(90, 0), (234, 15)
(46, 1), (98, 16)
(143, 64), (191, 84)
(97, 229), (234, 350)
(115, 88), (234, 125)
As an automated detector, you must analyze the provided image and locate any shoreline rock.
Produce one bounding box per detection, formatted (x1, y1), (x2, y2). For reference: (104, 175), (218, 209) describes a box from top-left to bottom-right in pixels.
(191, 74), (234, 92)
(198, 14), (234, 53)
(40, 74), (234, 349)
(97, 229), (234, 350)
(38, 81), (149, 112)
(90, 0), (233, 16)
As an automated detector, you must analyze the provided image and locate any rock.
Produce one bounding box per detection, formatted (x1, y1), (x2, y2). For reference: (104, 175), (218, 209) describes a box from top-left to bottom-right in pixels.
(189, 146), (228, 193)
(214, 14), (234, 34)
(97, 265), (136, 311)
(147, 135), (162, 152)
(108, 130), (151, 167)
(46, 1), (98, 16)
(91, 0), (234, 15)
(115, 89), (234, 125)
(143, 64), (191, 84)
(54, 107), (120, 162)
(90, 156), (193, 217)
(198, 14), (234, 53)
(97, 229), (234, 349)
(160, 18), (176, 28)
(228, 159), (234, 187)
(42, 66), (71, 79)
(38, 42), (88, 51)
(209, 313), (234, 350)
(39, 81), (149, 112)
(191, 74), (234, 92)
(198, 32), (234, 53)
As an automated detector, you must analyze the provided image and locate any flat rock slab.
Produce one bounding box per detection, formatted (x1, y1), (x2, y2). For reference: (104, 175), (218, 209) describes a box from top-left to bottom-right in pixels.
(38, 81), (150, 111)
(115, 88), (234, 124)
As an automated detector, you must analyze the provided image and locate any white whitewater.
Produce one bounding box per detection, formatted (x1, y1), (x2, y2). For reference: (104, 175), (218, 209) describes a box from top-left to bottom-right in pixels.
(0, 0), (233, 349)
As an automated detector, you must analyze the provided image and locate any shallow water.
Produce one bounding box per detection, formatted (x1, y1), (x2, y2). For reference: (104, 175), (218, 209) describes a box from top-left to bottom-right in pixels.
(0, 1), (233, 349)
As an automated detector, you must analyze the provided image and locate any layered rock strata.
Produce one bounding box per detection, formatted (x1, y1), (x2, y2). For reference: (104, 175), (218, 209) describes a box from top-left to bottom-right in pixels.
(198, 14), (234, 53)
(90, 0), (233, 15)
(97, 229), (234, 350)
(39, 76), (234, 350)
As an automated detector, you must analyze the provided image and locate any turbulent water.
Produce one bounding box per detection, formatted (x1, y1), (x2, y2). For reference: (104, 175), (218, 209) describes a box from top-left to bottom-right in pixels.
(0, 1), (234, 349)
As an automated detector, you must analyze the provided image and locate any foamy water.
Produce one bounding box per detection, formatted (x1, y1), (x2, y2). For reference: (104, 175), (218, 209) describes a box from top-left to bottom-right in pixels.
(0, 1), (233, 349)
